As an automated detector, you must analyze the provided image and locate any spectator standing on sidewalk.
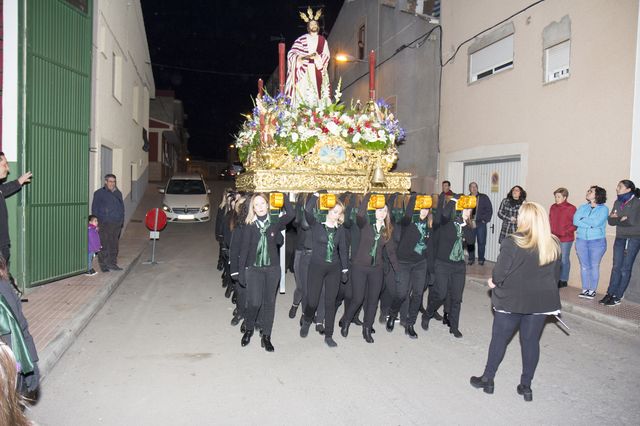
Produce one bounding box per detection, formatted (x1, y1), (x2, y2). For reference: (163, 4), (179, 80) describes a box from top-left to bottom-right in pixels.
(86, 215), (101, 276)
(0, 152), (32, 266)
(573, 186), (608, 299)
(466, 182), (493, 266)
(91, 174), (124, 272)
(601, 179), (640, 306)
(470, 202), (561, 402)
(549, 188), (577, 288)
(497, 185), (526, 244)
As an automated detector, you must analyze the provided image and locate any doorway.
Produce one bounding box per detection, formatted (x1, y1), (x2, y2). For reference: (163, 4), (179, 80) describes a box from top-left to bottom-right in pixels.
(463, 157), (521, 262)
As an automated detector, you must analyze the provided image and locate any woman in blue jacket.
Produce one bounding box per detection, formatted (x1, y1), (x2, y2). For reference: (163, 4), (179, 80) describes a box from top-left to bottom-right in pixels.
(573, 186), (609, 299)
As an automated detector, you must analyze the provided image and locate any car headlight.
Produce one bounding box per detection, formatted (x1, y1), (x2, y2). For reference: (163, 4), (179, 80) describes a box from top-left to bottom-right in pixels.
(201, 204), (210, 212)
(162, 204), (172, 213)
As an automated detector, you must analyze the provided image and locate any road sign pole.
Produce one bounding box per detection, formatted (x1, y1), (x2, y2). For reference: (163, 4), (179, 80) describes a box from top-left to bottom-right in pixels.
(143, 208), (165, 265)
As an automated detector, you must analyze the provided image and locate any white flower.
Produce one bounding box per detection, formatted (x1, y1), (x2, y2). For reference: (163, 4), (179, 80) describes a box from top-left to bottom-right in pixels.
(291, 132), (299, 142)
(326, 121), (340, 136)
(353, 133), (362, 144)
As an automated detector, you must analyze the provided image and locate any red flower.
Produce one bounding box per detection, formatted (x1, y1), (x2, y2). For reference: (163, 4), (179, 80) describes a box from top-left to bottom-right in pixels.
(348, 127), (354, 134)
(321, 127), (329, 134)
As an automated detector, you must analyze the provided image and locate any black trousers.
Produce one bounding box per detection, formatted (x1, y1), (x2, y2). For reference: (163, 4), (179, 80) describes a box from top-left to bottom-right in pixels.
(244, 265), (281, 336)
(379, 264), (394, 318)
(343, 264), (383, 328)
(391, 260), (427, 326)
(304, 261), (341, 337)
(482, 312), (547, 386)
(98, 221), (123, 268)
(426, 259), (465, 330)
(293, 249), (324, 321)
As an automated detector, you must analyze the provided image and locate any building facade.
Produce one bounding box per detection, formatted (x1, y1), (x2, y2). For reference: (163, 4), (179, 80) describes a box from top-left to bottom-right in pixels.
(91, 0), (154, 225)
(148, 90), (189, 182)
(438, 0), (640, 299)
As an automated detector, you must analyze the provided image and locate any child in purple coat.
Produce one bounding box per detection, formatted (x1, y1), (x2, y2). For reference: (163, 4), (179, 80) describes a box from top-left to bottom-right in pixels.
(87, 215), (102, 276)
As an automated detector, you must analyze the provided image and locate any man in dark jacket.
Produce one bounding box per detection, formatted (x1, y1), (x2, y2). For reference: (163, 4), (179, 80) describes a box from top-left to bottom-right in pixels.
(0, 152), (32, 265)
(91, 174), (125, 272)
(467, 182), (493, 265)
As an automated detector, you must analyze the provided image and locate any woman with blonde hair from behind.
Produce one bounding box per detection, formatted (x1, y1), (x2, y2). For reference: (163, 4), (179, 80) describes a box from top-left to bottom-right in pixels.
(0, 342), (32, 426)
(470, 202), (561, 402)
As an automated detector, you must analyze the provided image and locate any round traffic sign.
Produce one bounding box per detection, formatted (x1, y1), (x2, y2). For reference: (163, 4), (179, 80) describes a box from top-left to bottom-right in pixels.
(145, 208), (168, 231)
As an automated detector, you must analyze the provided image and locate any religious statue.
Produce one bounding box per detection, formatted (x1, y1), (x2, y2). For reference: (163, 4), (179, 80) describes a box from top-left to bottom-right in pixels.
(285, 7), (331, 108)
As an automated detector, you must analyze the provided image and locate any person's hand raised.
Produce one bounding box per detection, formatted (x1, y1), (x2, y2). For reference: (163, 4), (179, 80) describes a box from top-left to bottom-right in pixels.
(18, 171), (32, 185)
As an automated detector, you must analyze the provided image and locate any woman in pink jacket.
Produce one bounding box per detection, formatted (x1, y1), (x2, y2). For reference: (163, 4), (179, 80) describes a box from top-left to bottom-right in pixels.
(549, 188), (576, 288)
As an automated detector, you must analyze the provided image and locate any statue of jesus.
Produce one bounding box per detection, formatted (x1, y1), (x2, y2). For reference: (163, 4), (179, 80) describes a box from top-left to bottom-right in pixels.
(285, 7), (331, 108)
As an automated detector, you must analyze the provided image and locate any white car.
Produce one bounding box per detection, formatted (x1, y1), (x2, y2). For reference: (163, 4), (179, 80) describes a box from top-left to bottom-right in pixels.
(159, 174), (211, 222)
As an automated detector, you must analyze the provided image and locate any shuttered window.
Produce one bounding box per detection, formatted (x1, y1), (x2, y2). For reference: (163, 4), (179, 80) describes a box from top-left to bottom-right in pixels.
(545, 40), (570, 83)
(469, 35), (514, 82)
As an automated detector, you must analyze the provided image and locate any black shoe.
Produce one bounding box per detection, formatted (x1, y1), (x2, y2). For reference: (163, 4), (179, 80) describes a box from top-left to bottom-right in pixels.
(378, 312), (387, 324)
(241, 330), (253, 347)
(85, 268), (98, 276)
(230, 315), (241, 326)
(517, 384), (533, 401)
(300, 320), (311, 338)
(240, 321), (247, 334)
(442, 313), (451, 327)
(325, 336), (338, 347)
(340, 321), (349, 338)
(217, 258), (224, 271)
(599, 294), (612, 304)
(100, 267), (110, 273)
(362, 327), (374, 343)
(432, 311), (443, 321)
(261, 335), (274, 352)
(315, 323), (325, 335)
(405, 325), (418, 339)
(109, 265), (123, 271)
(289, 304), (299, 319)
(478, 260), (485, 266)
(557, 280), (568, 288)
(470, 376), (494, 394)
(386, 316), (396, 332)
(231, 291), (238, 304)
(450, 328), (463, 338)
(352, 317), (363, 326)
(421, 314), (431, 331)
(224, 285), (233, 298)
(371, 327), (376, 334)
(468, 260), (475, 266)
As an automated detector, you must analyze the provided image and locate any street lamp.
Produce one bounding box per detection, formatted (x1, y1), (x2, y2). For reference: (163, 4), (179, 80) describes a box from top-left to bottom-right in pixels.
(335, 53), (365, 63)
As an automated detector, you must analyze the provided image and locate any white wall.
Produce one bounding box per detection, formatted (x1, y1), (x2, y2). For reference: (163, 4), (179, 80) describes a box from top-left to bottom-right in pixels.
(91, 0), (155, 222)
(1, 0), (19, 162)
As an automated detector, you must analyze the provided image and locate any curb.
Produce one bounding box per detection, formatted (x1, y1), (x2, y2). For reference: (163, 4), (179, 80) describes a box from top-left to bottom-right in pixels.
(467, 277), (640, 335)
(38, 252), (143, 380)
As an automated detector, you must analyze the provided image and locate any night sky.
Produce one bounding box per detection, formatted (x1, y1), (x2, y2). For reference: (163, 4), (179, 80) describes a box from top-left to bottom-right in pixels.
(141, 1), (345, 161)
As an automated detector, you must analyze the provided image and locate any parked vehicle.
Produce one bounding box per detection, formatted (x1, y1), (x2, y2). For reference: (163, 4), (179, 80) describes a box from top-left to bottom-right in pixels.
(159, 173), (211, 222)
(219, 161), (244, 180)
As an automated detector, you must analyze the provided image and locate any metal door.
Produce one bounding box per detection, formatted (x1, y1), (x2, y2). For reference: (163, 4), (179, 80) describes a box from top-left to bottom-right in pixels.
(101, 145), (113, 181)
(463, 158), (520, 261)
(23, 0), (92, 286)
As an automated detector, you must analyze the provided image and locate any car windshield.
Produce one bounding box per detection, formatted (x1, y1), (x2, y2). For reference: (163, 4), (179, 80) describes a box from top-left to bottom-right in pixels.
(166, 179), (206, 195)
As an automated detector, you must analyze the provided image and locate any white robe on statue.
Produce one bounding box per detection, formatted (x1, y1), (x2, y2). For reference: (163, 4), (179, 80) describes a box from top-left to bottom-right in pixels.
(285, 33), (331, 108)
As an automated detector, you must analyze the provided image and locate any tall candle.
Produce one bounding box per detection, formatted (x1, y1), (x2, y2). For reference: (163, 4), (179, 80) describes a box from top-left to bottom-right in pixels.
(369, 50), (376, 100)
(258, 78), (264, 98)
(279, 42), (286, 95)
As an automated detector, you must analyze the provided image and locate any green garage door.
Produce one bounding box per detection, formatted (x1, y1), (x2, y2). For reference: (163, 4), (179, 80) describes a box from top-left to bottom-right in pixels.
(22, 0), (92, 286)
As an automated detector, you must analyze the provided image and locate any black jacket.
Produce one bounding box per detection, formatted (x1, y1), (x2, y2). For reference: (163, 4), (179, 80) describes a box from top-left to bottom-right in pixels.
(396, 194), (431, 264)
(91, 186), (124, 224)
(491, 236), (561, 314)
(473, 192), (493, 223)
(304, 195), (348, 269)
(0, 180), (22, 248)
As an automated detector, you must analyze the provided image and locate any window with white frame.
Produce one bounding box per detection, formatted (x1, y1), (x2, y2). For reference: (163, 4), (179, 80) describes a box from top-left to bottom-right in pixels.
(112, 53), (123, 103)
(469, 35), (514, 82)
(545, 39), (570, 83)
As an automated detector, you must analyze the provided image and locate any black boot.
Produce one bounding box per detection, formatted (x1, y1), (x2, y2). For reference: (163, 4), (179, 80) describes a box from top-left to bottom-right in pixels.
(340, 319), (349, 338)
(378, 312), (387, 324)
(230, 315), (241, 326)
(362, 327), (374, 343)
(421, 314), (431, 331)
(450, 328), (463, 338)
(442, 313), (450, 326)
(386, 315), (396, 332)
(405, 325), (418, 339)
(288, 304), (299, 319)
(241, 329), (253, 347)
(470, 375), (494, 394)
(517, 384), (533, 402)
(300, 319), (311, 337)
(432, 310), (443, 321)
(261, 335), (275, 352)
(325, 336), (338, 347)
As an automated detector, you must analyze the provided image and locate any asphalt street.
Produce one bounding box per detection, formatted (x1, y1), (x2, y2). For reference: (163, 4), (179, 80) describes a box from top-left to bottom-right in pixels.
(28, 182), (640, 425)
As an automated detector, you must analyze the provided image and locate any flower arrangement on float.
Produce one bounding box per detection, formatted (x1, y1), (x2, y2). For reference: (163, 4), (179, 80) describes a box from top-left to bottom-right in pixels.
(234, 80), (406, 163)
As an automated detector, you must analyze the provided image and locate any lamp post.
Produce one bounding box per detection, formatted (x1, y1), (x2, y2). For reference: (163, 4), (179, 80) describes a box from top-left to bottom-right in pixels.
(335, 51), (376, 101)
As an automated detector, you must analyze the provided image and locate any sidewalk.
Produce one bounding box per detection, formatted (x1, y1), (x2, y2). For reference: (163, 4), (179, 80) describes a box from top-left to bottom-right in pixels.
(21, 182), (163, 378)
(21, 186), (639, 380)
(466, 262), (640, 334)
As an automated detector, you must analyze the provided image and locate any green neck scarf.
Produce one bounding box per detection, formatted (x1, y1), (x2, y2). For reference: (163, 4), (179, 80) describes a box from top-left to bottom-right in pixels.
(370, 224), (384, 266)
(254, 219), (271, 267)
(324, 225), (336, 263)
(414, 221), (428, 255)
(0, 295), (35, 374)
(449, 222), (465, 262)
